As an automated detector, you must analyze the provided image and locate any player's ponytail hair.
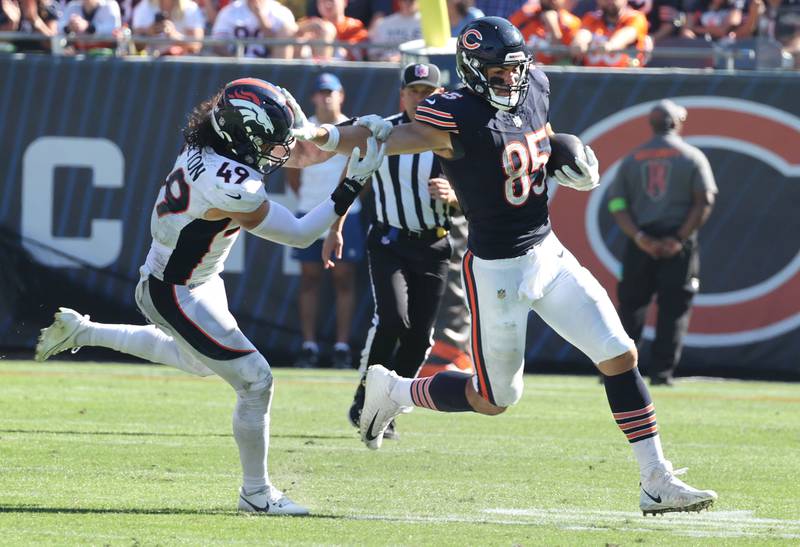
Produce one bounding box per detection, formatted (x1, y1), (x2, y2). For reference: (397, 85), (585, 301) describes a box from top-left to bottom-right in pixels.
(183, 92), (223, 150)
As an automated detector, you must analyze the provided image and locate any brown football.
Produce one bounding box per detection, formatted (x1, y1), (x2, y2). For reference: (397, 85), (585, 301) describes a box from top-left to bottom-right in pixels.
(546, 133), (586, 176)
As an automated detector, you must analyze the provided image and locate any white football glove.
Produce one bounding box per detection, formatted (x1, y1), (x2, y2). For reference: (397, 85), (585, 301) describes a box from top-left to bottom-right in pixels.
(553, 145), (600, 191)
(278, 86), (318, 141)
(346, 137), (386, 183)
(354, 114), (393, 141)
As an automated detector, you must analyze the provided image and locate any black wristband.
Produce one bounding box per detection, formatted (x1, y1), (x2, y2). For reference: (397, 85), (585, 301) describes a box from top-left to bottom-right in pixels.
(330, 178), (363, 216)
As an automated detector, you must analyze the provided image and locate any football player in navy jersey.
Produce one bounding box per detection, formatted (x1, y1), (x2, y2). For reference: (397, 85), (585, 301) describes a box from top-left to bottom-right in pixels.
(289, 17), (717, 515)
(34, 78), (386, 516)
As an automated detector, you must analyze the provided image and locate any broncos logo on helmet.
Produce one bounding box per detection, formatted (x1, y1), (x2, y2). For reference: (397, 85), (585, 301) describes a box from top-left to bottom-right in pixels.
(455, 17), (532, 111)
(211, 78), (294, 175)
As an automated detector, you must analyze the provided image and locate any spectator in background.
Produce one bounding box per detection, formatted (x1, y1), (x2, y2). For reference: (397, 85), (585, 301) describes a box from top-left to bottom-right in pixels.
(294, 14), (336, 59)
(211, 0), (296, 57)
(196, 0), (219, 28)
(297, 0), (368, 59)
(1, 0), (22, 31)
(305, 0), (389, 29)
(447, 0), (484, 35)
(368, 0), (421, 61)
(687, 0), (744, 41)
(647, 0), (696, 41)
(509, 0), (582, 63)
(773, 0), (800, 65)
(574, 0), (651, 66)
(607, 100), (716, 386)
(285, 74), (364, 369)
(474, 0), (524, 18)
(17, 0), (58, 51)
(58, 0), (122, 51)
(132, 0), (204, 55)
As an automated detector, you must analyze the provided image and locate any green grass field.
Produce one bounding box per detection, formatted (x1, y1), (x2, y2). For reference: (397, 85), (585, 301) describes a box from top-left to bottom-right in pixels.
(1, 361), (799, 545)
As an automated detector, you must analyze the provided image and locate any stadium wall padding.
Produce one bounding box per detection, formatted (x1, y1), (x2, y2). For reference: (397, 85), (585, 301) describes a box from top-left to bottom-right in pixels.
(1, 56), (798, 377)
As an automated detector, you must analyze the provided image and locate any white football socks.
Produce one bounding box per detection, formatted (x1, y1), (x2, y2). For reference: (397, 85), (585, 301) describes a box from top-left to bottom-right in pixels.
(389, 377), (414, 407)
(233, 387), (272, 495)
(83, 321), (213, 376)
(632, 435), (667, 480)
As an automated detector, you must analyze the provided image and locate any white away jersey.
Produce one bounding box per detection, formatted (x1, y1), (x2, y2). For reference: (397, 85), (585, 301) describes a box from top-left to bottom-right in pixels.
(144, 146), (267, 286)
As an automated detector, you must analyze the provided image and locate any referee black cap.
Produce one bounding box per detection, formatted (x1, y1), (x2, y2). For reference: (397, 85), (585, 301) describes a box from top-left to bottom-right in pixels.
(401, 63), (441, 89)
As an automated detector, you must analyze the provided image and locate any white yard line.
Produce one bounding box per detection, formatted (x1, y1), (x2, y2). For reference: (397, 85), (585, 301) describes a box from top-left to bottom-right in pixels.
(341, 509), (800, 539)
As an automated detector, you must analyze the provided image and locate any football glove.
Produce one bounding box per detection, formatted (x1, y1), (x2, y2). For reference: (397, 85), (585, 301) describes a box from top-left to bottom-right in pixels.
(553, 145), (600, 191)
(279, 86), (318, 141)
(346, 136), (386, 182)
(354, 115), (393, 141)
(331, 137), (387, 215)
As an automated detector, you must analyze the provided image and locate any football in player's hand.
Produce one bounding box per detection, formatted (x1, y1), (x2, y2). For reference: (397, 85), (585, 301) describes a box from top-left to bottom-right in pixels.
(546, 133), (587, 176)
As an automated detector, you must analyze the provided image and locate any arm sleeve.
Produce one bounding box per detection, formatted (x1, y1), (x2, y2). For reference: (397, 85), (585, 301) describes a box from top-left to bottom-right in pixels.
(248, 198), (339, 248)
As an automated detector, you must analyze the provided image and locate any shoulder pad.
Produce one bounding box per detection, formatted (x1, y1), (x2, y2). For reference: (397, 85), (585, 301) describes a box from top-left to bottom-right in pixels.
(529, 67), (550, 95)
(203, 153), (267, 213)
(415, 92), (463, 133)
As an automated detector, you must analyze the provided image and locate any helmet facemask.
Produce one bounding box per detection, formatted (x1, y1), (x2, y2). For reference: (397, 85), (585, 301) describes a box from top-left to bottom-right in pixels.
(457, 48), (531, 111)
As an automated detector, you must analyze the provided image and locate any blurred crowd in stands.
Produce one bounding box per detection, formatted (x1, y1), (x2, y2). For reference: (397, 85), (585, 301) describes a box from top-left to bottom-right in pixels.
(1, 0), (798, 66)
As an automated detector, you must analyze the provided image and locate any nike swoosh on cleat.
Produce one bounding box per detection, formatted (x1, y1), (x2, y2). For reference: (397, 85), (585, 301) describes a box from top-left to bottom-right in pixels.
(240, 495), (269, 512)
(642, 487), (662, 504)
(226, 193), (242, 200)
(365, 414), (380, 441)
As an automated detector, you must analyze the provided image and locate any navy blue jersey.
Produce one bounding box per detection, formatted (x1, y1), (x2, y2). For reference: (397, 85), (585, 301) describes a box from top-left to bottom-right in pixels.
(415, 68), (552, 259)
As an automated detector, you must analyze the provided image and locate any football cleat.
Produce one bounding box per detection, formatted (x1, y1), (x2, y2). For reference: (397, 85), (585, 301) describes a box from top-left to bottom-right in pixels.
(35, 307), (90, 362)
(238, 486), (309, 516)
(640, 461), (718, 515)
(348, 377), (400, 440)
(359, 365), (406, 450)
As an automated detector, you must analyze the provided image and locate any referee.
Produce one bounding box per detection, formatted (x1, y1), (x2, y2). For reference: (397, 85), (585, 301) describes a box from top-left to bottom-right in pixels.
(323, 63), (457, 438)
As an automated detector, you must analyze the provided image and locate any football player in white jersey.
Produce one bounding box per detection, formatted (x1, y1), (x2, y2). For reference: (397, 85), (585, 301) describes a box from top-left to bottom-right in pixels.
(34, 77), (385, 516)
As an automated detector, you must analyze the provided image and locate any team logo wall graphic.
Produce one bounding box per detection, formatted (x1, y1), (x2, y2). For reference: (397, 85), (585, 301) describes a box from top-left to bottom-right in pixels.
(550, 97), (800, 348)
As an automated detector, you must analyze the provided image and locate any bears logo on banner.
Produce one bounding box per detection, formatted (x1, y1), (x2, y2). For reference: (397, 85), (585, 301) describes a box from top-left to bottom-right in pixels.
(550, 97), (800, 348)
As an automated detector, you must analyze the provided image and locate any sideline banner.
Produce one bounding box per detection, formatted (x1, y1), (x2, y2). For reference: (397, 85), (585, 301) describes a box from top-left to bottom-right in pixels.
(0, 57), (798, 376)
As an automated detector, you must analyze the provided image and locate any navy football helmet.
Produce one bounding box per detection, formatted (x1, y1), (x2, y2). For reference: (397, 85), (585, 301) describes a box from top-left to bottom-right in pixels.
(455, 17), (532, 111)
(211, 78), (295, 175)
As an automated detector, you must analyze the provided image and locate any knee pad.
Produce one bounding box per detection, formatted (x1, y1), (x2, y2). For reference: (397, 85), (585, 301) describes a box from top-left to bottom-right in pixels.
(235, 377), (274, 429)
(233, 352), (273, 393)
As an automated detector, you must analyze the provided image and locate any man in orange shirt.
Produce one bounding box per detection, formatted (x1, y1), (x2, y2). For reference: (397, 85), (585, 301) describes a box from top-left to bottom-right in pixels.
(298, 0), (369, 59)
(576, 0), (650, 67)
(509, 0), (582, 64)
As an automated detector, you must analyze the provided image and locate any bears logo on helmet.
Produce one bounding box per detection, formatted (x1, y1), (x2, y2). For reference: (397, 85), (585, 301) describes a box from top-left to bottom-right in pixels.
(455, 17), (532, 111)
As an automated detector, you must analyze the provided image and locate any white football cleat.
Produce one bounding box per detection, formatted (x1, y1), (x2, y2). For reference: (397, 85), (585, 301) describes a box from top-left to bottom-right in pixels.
(35, 307), (90, 362)
(359, 365), (406, 450)
(640, 461), (718, 515)
(238, 486), (309, 516)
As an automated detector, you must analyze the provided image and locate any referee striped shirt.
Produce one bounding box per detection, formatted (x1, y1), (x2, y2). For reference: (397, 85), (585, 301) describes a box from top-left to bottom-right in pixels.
(371, 112), (451, 232)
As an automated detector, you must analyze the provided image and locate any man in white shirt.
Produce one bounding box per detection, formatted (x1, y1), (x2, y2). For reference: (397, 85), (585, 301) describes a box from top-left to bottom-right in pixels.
(285, 73), (365, 369)
(369, 0), (421, 61)
(132, 0), (205, 55)
(58, 0), (122, 48)
(211, 0), (297, 58)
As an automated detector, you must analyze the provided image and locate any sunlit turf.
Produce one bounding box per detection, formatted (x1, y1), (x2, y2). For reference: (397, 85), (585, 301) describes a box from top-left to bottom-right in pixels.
(1, 361), (798, 545)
